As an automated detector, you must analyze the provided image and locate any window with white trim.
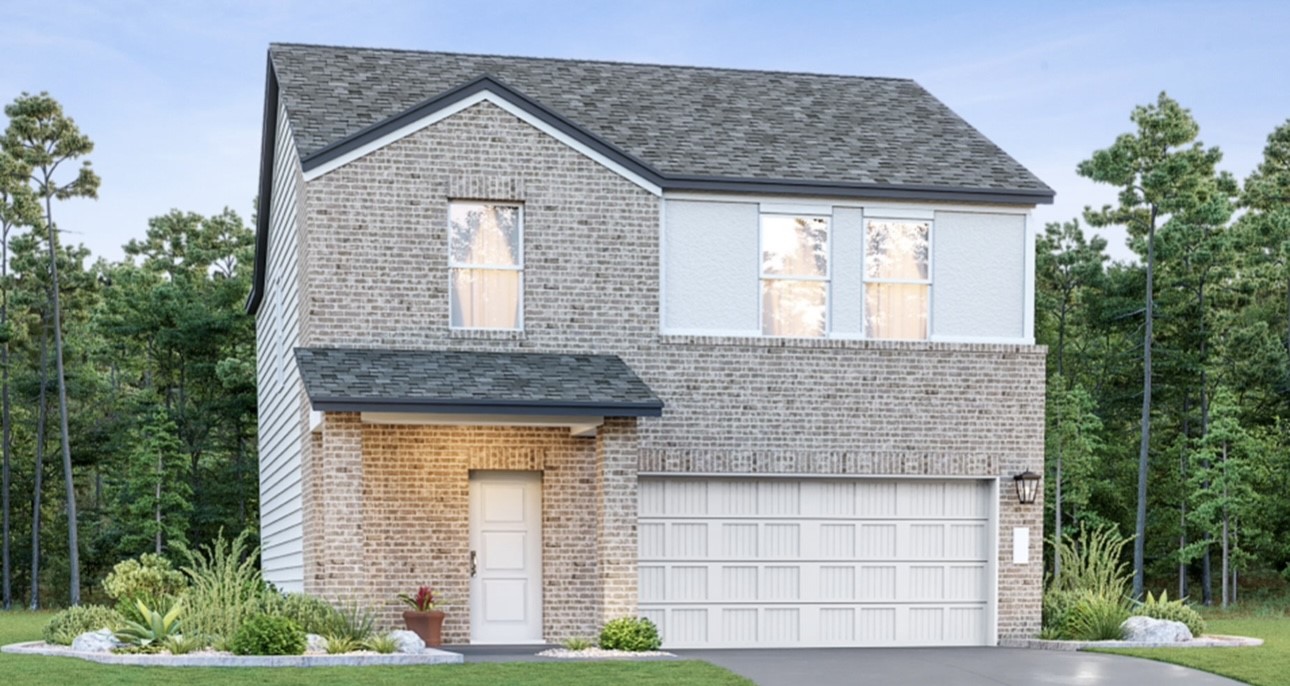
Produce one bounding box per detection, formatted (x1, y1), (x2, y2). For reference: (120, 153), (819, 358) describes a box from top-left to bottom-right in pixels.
(864, 218), (931, 340)
(760, 214), (829, 337)
(449, 202), (523, 330)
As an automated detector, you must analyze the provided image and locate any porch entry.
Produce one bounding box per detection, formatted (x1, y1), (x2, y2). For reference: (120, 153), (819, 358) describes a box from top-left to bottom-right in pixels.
(469, 471), (544, 644)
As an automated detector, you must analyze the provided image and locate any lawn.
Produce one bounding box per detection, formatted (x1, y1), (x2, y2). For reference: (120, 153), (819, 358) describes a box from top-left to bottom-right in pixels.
(1098, 616), (1290, 686)
(0, 612), (751, 686)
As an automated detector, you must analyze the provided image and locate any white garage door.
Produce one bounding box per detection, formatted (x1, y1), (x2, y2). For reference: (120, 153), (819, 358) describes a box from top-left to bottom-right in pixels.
(637, 477), (995, 648)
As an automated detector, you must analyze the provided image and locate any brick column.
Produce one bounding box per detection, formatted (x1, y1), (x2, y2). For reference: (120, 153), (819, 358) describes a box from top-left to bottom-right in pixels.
(315, 412), (367, 602)
(998, 454), (1045, 640)
(595, 418), (639, 622)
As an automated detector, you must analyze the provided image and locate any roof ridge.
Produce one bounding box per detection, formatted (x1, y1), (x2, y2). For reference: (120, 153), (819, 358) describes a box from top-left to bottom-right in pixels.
(267, 41), (918, 84)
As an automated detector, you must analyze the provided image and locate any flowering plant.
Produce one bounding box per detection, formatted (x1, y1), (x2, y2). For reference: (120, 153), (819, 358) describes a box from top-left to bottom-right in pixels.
(398, 586), (442, 612)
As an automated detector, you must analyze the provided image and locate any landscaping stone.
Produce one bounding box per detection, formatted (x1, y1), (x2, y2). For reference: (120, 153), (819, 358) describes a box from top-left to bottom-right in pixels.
(389, 630), (424, 653)
(1121, 616), (1193, 643)
(70, 629), (121, 653)
(1, 641), (463, 666)
(536, 647), (675, 659)
(306, 634), (327, 653)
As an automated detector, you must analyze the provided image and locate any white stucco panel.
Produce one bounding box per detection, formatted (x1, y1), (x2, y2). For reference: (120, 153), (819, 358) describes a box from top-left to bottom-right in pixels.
(663, 200), (760, 334)
(932, 212), (1026, 340)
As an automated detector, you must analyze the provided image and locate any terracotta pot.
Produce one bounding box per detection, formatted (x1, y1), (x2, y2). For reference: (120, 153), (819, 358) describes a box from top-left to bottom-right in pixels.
(403, 610), (446, 647)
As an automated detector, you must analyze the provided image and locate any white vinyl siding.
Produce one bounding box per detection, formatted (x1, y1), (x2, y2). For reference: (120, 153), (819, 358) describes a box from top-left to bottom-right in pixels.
(662, 200), (760, 335)
(256, 98), (306, 592)
(638, 477), (995, 648)
(931, 211), (1026, 341)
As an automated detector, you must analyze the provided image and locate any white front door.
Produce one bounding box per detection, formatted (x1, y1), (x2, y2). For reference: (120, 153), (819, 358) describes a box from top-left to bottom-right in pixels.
(469, 471), (543, 644)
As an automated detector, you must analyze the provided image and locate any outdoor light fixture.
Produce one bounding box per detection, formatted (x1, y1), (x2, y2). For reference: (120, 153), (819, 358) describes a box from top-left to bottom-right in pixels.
(1013, 470), (1041, 505)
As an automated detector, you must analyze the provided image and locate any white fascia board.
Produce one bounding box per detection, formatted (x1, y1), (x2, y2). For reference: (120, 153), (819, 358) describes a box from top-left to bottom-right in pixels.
(666, 191), (1034, 215)
(302, 90), (662, 196)
(360, 412), (604, 437)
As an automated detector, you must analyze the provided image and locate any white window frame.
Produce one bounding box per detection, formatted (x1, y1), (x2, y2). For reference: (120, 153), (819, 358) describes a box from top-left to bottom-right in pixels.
(757, 212), (832, 338)
(861, 215), (934, 341)
(448, 201), (525, 332)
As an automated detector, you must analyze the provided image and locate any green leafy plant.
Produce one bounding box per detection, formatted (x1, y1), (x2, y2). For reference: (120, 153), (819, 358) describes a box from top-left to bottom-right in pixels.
(1063, 592), (1129, 641)
(325, 601), (376, 643)
(1049, 523), (1133, 599)
(103, 554), (188, 623)
(325, 635), (361, 654)
(42, 605), (125, 646)
(114, 598), (184, 649)
(162, 634), (204, 655)
(1042, 589), (1082, 634)
(230, 614), (306, 656)
(562, 636), (592, 651)
(268, 593), (344, 636)
(1136, 590), (1206, 637)
(363, 634), (399, 654)
(178, 530), (273, 646)
(598, 617), (661, 652)
(397, 586), (443, 612)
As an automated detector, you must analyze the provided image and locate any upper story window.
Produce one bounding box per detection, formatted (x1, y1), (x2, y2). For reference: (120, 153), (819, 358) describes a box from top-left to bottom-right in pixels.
(760, 214), (829, 337)
(864, 219), (930, 340)
(449, 202), (523, 330)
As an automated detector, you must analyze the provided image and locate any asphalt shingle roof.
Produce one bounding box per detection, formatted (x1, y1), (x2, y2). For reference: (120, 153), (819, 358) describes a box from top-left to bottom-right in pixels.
(268, 43), (1052, 195)
(293, 347), (663, 416)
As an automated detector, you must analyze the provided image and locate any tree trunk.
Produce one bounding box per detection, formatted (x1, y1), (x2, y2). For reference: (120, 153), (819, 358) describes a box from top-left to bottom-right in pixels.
(43, 192), (79, 605)
(1, 224), (10, 611)
(154, 445), (162, 555)
(28, 323), (49, 611)
(1179, 395), (1190, 600)
(1221, 442), (1229, 610)
(1133, 209), (1156, 601)
(1053, 293), (1070, 584)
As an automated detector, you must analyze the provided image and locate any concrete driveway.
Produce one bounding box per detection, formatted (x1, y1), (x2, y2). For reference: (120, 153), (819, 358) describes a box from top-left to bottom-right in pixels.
(675, 647), (1244, 686)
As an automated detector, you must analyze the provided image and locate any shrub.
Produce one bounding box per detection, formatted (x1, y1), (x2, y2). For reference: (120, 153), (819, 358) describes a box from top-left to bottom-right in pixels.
(268, 593), (344, 636)
(162, 634), (204, 655)
(324, 601), (376, 643)
(1136, 590), (1206, 637)
(363, 634), (398, 654)
(562, 636), (592, 651)
(114, 598), (184, 649)
(325, 635), (361, 654)
(1042, 589), (1081, 633)
(598, 617), (661, 652)
(42, 605), (125, 646)
(103, 554), (187, 621)
(1050, 523), (1133, 600)
(179, 530), (274, 645)
(230, 614), (306, 656)
(1063, 592), (1129, 641)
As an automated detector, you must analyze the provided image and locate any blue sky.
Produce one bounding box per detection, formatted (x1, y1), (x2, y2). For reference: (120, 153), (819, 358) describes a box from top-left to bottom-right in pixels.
(2, 0), (1288, 262)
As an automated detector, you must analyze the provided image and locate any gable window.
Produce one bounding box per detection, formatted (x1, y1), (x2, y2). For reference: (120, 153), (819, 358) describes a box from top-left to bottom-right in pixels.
(761, 214), (829, 337)
(864, 218), (930, 340)
(449, 202), (523, 330)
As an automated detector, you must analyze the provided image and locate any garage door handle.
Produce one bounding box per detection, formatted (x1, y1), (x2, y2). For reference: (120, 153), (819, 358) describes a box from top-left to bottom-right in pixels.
(469, 550), (477, 578)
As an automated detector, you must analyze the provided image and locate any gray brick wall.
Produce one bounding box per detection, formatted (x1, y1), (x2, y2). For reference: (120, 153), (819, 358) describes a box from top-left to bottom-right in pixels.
(294, 100), (1046, 641)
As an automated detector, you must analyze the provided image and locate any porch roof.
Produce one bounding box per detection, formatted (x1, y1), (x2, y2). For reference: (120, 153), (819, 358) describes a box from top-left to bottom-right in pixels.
(293, 347), (663, 417)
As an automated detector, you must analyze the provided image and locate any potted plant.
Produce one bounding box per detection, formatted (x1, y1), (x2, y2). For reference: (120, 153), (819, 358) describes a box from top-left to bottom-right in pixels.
(398, 586), (446, 647)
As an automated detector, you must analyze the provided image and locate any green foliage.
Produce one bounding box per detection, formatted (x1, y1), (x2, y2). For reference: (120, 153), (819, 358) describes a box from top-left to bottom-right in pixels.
(266, 593), (344, 636)
(598, 617), (661, 652)
(102, 554), (187, 622)
(562, 636), (592, 651)
(1050, 523), (1133, 600)
(177, 530), (272, 645)
(1042, 589), (1082, 634)
(229, 614), (305, 656)
(363, 633), (399, 654)
(113, 409), (193, 555)
(161, 633), (204, 655)
(325, 635), (361, 654)
(1137, 590), (1207, 637)
(1063, 592), (1130, 641)
(324, 601), (375, 643)
(113, 598), (184, 649)
(41, 604), (124, 645)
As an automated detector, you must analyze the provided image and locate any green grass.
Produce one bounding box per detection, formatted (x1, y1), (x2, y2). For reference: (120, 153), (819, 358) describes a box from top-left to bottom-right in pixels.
(0, 611), (750, 685)
(1097, 616), (1290, 686)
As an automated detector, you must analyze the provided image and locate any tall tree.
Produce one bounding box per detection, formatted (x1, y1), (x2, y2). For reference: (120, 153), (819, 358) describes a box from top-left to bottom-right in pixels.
(1078, 92), (1224, 599)
(0, 141), (40, 610)
(3, 93), (99, 604)
(1036, 218), (1107, 582)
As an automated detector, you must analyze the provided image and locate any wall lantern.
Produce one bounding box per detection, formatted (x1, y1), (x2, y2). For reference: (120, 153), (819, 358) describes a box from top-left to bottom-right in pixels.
(1013, 470), (1041, 505)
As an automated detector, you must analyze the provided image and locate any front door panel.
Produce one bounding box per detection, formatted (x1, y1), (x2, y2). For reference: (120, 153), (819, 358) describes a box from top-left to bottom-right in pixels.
(470, 472), (543, 643)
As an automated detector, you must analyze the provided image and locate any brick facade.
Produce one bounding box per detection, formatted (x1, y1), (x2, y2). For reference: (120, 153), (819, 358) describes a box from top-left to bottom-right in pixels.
(294, 100), (1046, 642)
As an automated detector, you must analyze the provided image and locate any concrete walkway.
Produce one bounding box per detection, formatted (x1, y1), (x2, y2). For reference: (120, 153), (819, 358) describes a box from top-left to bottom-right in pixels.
(675, 647), (1246, 686)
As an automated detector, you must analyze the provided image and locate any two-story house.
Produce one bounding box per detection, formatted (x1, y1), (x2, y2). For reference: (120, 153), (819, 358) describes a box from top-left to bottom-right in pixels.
(250, 43), (1053, 649)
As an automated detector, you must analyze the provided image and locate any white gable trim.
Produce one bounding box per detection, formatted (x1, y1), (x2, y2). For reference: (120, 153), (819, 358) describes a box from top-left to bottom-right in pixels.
(301, 90), (662, 195)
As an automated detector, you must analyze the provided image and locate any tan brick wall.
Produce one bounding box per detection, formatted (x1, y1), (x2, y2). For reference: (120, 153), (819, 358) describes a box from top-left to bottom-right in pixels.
(293, 100), (1047, 641)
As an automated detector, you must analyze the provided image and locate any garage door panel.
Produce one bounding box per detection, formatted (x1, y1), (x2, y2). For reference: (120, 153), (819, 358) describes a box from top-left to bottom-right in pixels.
(639, 477), (994, 648)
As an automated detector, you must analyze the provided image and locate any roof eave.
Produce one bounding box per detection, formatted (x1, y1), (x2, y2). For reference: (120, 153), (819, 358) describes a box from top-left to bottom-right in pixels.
(308, 397), (665, 418)
(246, 52), (279, 316)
